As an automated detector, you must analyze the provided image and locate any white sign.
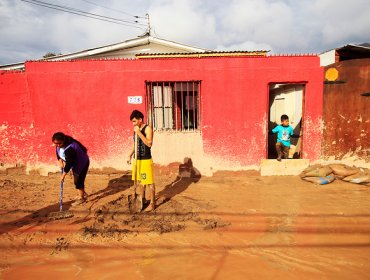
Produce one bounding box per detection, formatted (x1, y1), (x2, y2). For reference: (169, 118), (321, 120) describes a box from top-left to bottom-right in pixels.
(128, 96), (143, 104)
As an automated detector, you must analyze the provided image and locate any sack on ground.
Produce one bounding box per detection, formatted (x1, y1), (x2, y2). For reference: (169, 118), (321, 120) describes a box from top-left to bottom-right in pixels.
(300, 165), (333, 178)
(329, 164), (360, 177)
(302, 174), (335, 185)
(342, 172), (370, 184)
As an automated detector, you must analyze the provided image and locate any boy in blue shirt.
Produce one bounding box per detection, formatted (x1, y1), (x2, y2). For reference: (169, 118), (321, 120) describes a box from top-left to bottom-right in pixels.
(272, 114), (299, 161)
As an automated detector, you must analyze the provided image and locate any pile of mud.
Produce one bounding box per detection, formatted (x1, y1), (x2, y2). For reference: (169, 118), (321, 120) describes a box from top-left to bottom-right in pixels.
(82, 194), (229, 240)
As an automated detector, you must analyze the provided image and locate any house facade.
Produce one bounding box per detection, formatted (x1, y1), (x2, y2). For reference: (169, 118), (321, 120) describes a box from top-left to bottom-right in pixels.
(0, 54), (323, 174)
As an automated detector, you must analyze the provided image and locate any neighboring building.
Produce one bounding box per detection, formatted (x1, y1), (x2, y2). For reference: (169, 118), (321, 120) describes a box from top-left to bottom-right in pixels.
(319, 43), (370, 66)
(322, 45), (370, 161)
(0, 35), (210, 71)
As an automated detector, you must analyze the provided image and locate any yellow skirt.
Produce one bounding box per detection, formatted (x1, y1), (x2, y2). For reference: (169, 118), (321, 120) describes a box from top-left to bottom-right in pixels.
(132, 158), (154, 185)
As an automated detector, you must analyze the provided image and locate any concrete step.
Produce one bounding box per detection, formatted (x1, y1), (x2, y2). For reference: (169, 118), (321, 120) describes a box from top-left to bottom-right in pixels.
(260, 159), (309, 176)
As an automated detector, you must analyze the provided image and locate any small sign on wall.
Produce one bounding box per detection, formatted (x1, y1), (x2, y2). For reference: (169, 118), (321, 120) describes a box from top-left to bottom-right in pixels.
(128, 96), (143, 104)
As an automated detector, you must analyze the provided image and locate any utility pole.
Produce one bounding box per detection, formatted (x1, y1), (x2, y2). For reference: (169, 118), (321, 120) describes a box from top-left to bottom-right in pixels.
(146, 13), (151, 36)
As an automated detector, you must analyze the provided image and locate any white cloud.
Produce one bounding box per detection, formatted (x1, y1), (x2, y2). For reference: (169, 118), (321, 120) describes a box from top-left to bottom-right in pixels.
(216, 40), (273, 52)
(0, 0), (369, 64)
(149, 0), (217, 47)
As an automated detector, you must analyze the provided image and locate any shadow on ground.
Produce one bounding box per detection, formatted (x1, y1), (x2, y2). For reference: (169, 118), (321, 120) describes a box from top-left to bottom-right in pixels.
(156, 157), (201, 208)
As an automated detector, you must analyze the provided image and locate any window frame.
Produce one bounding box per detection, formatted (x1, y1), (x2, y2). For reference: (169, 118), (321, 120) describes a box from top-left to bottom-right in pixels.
(146, 80), (201, 132)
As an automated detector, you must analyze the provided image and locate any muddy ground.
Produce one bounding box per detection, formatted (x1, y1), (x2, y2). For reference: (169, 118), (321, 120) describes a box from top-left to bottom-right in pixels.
(1, 163), (370, 279)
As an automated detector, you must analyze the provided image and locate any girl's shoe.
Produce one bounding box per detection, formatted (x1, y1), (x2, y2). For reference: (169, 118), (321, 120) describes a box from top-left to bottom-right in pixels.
(72, 197), (86, 206)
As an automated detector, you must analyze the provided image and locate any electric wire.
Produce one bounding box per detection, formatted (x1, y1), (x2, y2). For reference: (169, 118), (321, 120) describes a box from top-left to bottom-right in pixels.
(80, 0), (146, 19)
(21, 0), (146, 26)
(20, 0), (147, 29)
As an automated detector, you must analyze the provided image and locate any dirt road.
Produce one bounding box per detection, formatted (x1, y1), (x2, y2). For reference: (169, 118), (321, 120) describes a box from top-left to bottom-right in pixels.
(1, 165), (370, 279)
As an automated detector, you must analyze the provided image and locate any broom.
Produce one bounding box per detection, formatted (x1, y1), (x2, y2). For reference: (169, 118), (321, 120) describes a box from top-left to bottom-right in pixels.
(48, 169), (74, 220)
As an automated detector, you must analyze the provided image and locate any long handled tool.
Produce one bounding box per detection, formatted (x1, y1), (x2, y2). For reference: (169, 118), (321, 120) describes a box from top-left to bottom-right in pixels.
(48, 169), (74, 220)
(128, 132), (143, 213)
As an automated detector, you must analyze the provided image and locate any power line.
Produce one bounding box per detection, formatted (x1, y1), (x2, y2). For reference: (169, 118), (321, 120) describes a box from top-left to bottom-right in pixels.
(21, 0), (146, 26)
(80, 0), (145, 19)
(20, 0), (147, 29)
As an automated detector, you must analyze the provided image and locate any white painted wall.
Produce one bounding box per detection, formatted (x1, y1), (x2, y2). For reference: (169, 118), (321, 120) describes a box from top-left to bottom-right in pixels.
(319, 50), (336, 66)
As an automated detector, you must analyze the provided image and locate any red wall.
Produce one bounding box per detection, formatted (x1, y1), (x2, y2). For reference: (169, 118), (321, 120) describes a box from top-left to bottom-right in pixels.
(0, 56), (323, 168)
(0, 70), (35, 163)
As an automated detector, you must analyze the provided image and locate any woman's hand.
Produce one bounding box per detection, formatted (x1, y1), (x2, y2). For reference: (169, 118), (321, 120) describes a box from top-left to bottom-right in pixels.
(60, 172), (67, 183)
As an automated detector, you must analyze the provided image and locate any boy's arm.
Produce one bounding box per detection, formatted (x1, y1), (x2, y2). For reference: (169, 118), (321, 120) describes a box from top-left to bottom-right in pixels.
(271, 125), (279, 134)
(126, 144), (135, 164)
(134, 125), (153, 147)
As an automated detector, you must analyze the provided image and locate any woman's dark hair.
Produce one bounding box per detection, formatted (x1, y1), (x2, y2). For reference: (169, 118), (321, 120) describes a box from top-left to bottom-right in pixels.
(130, 110), (144, 121)
(52, 132), (66, 143)
(52, 132), (88, 153)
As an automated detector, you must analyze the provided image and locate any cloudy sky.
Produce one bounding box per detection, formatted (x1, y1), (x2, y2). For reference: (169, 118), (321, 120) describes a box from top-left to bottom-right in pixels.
(1, 0), (369, 65)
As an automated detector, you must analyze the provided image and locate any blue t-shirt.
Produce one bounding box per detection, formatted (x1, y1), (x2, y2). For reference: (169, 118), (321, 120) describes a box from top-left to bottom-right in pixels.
(272, 125), (294, 147)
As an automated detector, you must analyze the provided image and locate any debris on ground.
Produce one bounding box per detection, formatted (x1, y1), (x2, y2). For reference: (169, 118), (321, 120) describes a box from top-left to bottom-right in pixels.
(300, 163), (369, 186)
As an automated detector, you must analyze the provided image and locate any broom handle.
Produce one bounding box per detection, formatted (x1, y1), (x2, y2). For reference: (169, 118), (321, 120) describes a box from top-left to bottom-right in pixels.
(60, 168), (64, 212)
(134, 132), (138, 184)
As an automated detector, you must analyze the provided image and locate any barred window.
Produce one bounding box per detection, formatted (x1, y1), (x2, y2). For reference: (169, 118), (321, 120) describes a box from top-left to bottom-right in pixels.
(146, 81), (201, 131)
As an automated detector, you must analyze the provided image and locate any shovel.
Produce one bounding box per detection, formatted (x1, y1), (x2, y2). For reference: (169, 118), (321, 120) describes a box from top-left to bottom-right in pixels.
(128, 132), (144, 213)
(48, 169), (74, 220)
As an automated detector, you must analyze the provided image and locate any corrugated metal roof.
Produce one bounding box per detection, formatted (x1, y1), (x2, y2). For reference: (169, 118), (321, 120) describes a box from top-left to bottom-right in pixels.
(136, 50), (269, 58)
(0, 35), (210, 70)
(338, 44), (370, 53)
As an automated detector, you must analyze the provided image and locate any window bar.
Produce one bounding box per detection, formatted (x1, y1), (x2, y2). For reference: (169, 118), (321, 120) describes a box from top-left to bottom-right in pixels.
(156, 82), (161, 130)
(165, 81), (171, 129)
(151, 82), (154, 127)
(185, 82), (189, 131)
(164, 83), (166, 129)
(146, 82), (152, 127)
(170, 82), (173, 129)
(153, 82), (157, 130)
(164, 81), (168, 129)
(169, 82), (174, 129)
(192, 81), (196, 130)
(174, 82), (178, 130)
(161, 82), (165, 130)
(180, 82), (184, 131)
(198, 81), (201, 129)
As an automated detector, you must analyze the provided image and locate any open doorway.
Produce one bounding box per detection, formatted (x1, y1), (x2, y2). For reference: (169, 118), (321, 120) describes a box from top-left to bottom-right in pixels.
(267, 83), (305, 159)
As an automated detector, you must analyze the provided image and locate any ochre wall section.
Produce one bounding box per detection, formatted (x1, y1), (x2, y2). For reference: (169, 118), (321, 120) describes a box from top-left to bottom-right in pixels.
(323, 58), (370, 160)
(0, 56), (323, 172)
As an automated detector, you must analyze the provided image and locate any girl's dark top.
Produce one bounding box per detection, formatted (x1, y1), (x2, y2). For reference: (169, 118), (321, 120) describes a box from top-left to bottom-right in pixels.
(56, 136), (89, 175)
(136, 125), (152, 160)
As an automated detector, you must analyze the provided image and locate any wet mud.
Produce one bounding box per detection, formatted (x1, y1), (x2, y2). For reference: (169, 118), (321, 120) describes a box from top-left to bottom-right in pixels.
(1, 164), (370, 279)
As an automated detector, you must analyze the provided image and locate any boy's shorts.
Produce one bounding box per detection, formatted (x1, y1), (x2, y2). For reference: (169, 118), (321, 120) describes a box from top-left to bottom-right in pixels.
(132, 158), (154, 185)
